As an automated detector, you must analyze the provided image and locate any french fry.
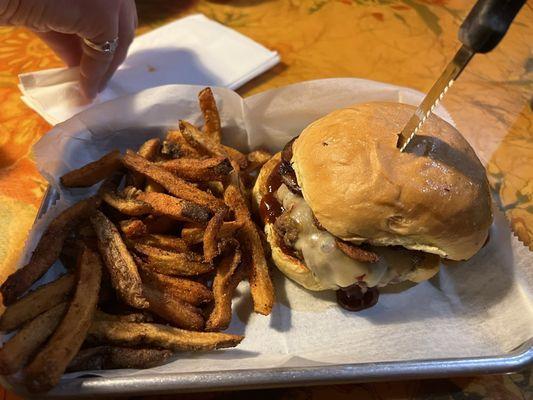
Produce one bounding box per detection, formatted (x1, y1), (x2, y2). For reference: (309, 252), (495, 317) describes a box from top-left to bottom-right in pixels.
(145, 181), (165, 193)
(123, 150), (226, 213)
(163, 130), (203, 158)
(136, 192), (211, 223)
(128, 234), (188, 253)
(198, 87), (222, 142)
(179, 121), (247, 170)
(224, 185), (274, 315)
(96, 170), (124, 198)
(1, 196), (99, 305)
(246, 150), (272, 172)
(203, 210), (226, 262)
(91, 210), (149, 309)
(144, 216), (177, 234)
(140, 268), (213, 306)
(94, 310), (155, 323)
(130, 138), (162, 188)
(0, 302), (68, 375)
(205, 181), (225, 197)
(0, 274), (75, 332)
(160, 139), (183, 159)
(159, 157), (233, 182)
(101, 190), (153, 216)
(161, 140), (199, 159)
(59, 238), (82, 270)
(60, 150), (122, 188)
(87, 321), (244, 351)
(181, 221), (243, 245)
(142, 280), (205, 331)
(119, 218), (148, 237)
(133, 245), (213, 276)
(138, 138), (161, 160)
(66, 346), (172, 372)
(206, 246), (243, 331)
(23, 246), (102, 392)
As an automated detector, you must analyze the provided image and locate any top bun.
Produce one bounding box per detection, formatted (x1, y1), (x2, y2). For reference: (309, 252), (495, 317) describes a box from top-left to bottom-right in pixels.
(292, 102), (492, 260)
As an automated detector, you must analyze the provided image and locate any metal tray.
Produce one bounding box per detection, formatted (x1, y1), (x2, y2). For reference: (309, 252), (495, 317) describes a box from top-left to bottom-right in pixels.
(3, 187), (532, 398)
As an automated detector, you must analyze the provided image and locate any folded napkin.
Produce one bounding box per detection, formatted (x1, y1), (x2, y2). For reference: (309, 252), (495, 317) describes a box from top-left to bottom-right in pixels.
(19, 14), (280, 125)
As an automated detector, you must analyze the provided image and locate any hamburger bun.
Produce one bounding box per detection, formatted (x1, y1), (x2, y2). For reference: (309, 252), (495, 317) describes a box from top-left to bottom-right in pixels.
(292, 102), (492, 261)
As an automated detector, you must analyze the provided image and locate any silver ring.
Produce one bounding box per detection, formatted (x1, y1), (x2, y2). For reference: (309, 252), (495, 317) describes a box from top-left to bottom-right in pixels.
(82, 37), (119, 55)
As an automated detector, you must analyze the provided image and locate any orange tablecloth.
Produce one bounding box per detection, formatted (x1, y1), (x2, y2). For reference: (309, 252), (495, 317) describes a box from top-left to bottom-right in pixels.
(0, 0), (531, 398)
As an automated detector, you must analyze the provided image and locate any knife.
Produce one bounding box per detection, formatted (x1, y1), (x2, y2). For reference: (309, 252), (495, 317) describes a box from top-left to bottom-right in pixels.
(397, 0), (526, 152)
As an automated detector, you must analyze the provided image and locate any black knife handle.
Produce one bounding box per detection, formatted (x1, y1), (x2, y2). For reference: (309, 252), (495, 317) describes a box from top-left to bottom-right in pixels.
(459, 0), (526, 53)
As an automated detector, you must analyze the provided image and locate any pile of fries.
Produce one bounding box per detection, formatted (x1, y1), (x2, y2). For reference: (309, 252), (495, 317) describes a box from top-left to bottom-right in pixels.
(0, 88), (275, 393)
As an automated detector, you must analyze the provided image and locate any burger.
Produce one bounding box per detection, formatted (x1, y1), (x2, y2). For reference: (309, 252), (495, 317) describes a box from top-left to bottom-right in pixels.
(252, 102), (492, 311)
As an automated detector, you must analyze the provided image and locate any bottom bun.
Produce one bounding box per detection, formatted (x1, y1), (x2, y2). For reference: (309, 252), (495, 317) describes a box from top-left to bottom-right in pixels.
(253, 153), (330, 291)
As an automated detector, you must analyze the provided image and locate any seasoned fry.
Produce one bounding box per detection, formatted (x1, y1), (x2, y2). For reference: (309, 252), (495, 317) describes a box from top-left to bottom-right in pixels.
(130, 138), (162, 188)
(59, 238), (82, 270)
(143, 281), (205, 331)
(179, 120), (247, 170)
(206, 246), (243, 331)
(136, 192), (211, 223)
(164, 130), (202, 158)
(123, 150), (226, 212)
(23, 246), (102, 392)
(225, 185), (274, 315)
(145, 181), (165, 193)
(143, 215), (177, 234)
(129, 234), (188, 253)
(1, 196), (99, 305)
(203, 210), (226, 262)
(119, 218), (148, 237)
(138, 138), (161, 160)
(98, 168), (123, 192)
(95, 310), (155, 323)
(181, 221), (243, 245)
(102, 190), (153, 216)
(160, 140), (182, 159)
(87, 321), (244, 351)
(60, 150), (122, 188)
(91, 210), (149, 309)
(133, 245), (213, 276)
(0, 302), (68, 375)
(205, 181), (225, 197)
(246, 150), (272, 172)
(159, 157), (233, 182)
(67, 346), (172, 372)
(0, 274), (75, 332)
(198, 87), (222, 142)
(140, 268), (213, 306)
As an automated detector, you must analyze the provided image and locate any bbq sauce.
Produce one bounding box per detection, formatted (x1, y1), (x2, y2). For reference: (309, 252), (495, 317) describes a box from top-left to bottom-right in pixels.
(259, 162), (284, 224)
(259, 162), (300, 258)
(336, 284), (379, 312)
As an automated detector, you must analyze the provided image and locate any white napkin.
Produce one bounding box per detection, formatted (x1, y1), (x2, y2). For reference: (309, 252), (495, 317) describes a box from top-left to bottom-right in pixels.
(18, 14), (280, 125)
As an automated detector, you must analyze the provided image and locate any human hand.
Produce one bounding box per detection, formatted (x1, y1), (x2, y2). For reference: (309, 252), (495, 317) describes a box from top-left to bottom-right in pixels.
(0, 0), (137, 99)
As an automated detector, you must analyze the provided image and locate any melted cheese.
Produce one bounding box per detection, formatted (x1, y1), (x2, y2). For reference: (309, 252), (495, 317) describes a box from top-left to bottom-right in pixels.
(276, 184), (421, 289)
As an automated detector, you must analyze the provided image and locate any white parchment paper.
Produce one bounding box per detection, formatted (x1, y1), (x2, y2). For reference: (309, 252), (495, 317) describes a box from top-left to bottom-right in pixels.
(13, 79), (533, 381)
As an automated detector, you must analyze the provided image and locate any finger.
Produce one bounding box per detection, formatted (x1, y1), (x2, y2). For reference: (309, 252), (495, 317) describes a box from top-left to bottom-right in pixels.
(34, 32), (82, 67)
(79, 19), (119, 100)
(98, 0), (137, 92)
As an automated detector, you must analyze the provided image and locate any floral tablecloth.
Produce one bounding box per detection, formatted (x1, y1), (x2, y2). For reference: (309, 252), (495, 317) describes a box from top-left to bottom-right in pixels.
(0, 0), (531, 399)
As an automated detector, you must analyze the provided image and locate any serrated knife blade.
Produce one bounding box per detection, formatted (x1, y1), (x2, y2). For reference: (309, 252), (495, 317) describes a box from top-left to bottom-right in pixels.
(397, 45), (474, 152)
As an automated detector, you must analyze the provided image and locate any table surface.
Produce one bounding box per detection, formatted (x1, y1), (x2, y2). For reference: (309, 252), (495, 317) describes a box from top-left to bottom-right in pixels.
(0, 0), (531, 399)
